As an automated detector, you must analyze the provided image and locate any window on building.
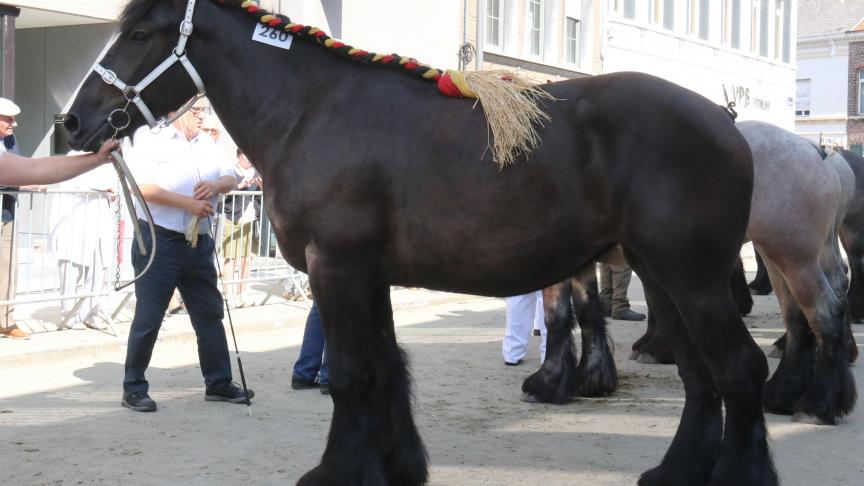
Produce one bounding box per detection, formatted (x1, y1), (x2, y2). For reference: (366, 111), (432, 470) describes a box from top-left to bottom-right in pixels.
(612, 0), (635, 20)
(650, 0), (675, 30)
(698, 0), (709, 40)
(796, 79), (811, 116)
(751, 0), (761, 54)
(859, 69), (864, 114)
(722, 0), (741, 48)
(486, 0), (503, 48)
(565, 17), (580, 65)
(527, 0), (544, 57)
(782, 0), (791, 62)
(687, 0), (708, 39)
(774, 0), (784, 59)
(759, 0), (769, 56)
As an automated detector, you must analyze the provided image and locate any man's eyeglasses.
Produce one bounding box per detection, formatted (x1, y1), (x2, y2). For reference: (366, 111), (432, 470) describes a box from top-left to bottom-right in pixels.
(189, 106), (211, 115)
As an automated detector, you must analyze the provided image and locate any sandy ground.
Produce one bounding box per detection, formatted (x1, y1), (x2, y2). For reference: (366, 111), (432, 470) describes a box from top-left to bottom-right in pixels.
(0, 280), (862, 485)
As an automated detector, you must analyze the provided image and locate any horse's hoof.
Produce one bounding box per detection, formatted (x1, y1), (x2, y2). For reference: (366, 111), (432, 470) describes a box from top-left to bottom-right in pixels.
(767, 346), (783, 359)
(520, 392), (542, 403)
(791, 412), (831, 426)
(629, 350), (641, 361)
(636, 354), (660, 365)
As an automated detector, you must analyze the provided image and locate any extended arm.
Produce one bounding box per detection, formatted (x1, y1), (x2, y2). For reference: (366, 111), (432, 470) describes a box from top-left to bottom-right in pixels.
(0, 139), (118, 186)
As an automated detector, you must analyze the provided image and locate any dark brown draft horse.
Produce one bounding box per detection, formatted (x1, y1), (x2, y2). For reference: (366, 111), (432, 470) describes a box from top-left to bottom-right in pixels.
(64, 1), (776, 484)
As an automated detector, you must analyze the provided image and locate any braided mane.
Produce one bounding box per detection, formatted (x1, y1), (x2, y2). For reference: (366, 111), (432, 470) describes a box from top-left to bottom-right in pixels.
(212, 0), (554, 166)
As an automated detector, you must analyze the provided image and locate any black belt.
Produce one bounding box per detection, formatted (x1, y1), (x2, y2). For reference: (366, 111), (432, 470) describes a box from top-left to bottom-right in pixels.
(138, 220), (187, 239)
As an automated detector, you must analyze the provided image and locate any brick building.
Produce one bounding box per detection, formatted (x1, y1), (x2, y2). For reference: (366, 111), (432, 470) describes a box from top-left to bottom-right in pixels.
(848, 23), (864, 153)
(795, 0), (864, 151)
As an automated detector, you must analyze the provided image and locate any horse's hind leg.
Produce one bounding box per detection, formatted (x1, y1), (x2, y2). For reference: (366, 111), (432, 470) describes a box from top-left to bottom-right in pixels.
(628, 250), (777, 486)
(841, 228), (864, 323)
(569, 266), (617, 396)
(767, 259), (856, 424)
(730, 256), (754, 316)
(630, 310), (675, 365)
(749, 250), (773, 295)
(521, 279), (578, 404)
(298, 270), (427, 486)
(760, 258), (815, 415)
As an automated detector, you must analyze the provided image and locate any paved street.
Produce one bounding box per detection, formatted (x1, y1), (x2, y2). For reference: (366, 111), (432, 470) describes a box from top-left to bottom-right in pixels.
(0, 282), (862, 485)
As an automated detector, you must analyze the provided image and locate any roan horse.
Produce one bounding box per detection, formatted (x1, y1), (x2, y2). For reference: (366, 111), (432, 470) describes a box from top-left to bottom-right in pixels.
(64, 0), (777, 484)
(628, 121), (858, 425)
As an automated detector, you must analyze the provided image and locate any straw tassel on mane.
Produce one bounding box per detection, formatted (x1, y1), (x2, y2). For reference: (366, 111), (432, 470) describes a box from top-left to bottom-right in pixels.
(448, 70), (555, 167)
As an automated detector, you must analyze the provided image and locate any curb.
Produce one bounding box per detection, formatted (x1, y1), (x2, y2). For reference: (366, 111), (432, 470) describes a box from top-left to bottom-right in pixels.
(0, 292), (486, 370)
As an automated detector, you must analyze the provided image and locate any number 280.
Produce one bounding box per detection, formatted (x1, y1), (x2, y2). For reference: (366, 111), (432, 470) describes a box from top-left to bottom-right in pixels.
(258, 26), (290, 42)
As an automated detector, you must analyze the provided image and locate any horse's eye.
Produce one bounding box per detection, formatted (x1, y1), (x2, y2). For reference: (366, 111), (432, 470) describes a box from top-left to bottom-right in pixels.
(130, 31), (150, 42)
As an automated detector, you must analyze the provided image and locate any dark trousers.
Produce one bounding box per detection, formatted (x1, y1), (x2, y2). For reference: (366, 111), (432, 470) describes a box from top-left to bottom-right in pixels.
(123, 223), (232, 394)
(292, 302), (328, 384)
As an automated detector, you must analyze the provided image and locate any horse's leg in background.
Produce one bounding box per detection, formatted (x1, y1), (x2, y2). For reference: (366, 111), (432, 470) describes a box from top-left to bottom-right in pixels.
(630, 310), (675, 365)
(570, 265), (617, 397)
(841, 227), (864, 324)
(760, 256), (815, 415)
(761, 251), (856, 424)
(820, 231), (858, 363)
(626, 250), (775, 486)
(298, 266), (427, 485)
(749, 251), (773, 295)
(731, 255), (754, 316)
(521, 279), (577, 404)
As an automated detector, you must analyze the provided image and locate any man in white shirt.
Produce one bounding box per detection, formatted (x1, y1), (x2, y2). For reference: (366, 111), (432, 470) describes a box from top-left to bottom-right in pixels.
(120, 99), (253, 412)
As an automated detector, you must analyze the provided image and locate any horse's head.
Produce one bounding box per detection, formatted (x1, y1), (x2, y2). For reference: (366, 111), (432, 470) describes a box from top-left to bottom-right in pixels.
(65, 0), (206, 151)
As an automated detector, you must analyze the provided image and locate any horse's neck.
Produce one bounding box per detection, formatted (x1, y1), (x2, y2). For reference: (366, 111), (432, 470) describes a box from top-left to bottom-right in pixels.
(189, 13), (341, 164)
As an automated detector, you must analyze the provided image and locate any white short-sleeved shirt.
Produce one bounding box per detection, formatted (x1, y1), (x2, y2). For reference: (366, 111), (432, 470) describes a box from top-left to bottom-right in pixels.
(123, 126), (237, 234)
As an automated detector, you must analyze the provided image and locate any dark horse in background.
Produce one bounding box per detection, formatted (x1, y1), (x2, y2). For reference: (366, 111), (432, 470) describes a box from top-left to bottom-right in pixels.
(840, 149), (864, 323)
(64, 1), (777, 484)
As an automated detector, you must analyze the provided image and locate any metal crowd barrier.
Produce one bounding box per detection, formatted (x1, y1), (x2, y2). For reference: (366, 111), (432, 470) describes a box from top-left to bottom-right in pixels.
(0, 189), (310, 336)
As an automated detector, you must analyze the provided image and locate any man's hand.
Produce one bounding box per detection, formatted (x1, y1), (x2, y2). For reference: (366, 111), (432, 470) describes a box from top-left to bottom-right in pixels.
(96, 139), (121, 163)
(193, 180), (219, 200)
(186, 198), (214, 218)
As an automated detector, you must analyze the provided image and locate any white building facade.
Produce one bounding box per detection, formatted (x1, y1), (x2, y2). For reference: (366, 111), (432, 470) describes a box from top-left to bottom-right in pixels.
(601, 0), (797, 129)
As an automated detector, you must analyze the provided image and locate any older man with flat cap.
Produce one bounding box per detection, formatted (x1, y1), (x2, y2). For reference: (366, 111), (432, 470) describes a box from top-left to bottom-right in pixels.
(0, 98), (118, 340)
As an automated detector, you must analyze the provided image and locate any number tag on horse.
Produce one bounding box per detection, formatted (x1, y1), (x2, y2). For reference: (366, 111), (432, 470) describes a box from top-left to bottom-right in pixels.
(252, 23), (293, 50)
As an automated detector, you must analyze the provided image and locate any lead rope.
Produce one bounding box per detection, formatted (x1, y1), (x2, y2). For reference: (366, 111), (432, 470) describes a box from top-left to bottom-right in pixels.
(109, 149), (157, 290)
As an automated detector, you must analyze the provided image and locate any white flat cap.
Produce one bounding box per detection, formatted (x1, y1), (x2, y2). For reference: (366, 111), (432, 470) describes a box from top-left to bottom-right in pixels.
(0, 98), (20, 116)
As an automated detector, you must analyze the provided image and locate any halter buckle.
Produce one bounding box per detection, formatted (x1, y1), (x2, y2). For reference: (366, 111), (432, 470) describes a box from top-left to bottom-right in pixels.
(100, 68), (118, 85)
(180, 20), (194, 36)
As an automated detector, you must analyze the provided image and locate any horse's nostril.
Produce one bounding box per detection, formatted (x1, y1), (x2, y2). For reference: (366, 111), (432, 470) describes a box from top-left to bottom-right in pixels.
(63, 113), (80, 135)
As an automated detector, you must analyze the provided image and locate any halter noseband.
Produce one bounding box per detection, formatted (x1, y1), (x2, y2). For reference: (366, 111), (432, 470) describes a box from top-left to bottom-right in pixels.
(94, 0), (205, 131)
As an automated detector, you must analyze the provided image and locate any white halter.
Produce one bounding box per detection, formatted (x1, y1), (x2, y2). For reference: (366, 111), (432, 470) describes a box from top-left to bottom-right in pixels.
(93, 0), (205, 130)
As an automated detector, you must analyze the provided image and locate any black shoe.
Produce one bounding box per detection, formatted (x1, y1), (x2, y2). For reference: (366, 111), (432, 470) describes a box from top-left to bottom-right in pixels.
(504, 359), (523, 367)
(319, 383), (330, 395)
(291, 375), (319, 390)
(205, 381), (255, 404)
(122, 391), (157, 412)
(612, 309), (646, 321)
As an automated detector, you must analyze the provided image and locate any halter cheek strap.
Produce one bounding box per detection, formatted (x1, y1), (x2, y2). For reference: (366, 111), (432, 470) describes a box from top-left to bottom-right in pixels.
(93, 0), (205, 130)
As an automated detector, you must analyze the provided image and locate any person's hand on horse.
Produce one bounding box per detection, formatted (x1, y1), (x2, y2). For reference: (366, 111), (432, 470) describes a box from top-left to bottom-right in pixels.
(186, 198), (214, 218)
(96, 139), (121, 163)
(193, 180), (219, 200)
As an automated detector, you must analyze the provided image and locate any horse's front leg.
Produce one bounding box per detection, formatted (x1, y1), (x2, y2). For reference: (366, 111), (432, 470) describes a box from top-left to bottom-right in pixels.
(521, 279), (578, 404)
(298, 270), (427, 486)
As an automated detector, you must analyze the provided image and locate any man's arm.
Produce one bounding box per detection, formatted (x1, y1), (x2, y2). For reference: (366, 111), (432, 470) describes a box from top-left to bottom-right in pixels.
(140, 184), (213, 217)
(193, 175), (237, 200)
(0, 139), (118, 186)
